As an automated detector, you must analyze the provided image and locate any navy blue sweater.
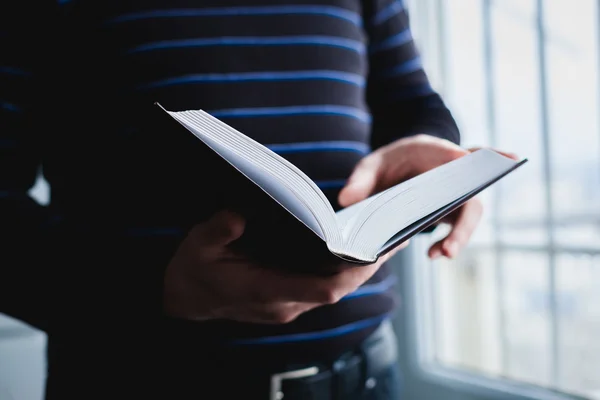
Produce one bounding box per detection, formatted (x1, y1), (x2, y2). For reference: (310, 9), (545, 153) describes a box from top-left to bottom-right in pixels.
(1, 0), (459, 393)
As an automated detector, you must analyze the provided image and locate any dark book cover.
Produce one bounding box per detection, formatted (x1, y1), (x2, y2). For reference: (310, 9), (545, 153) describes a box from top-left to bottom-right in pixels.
(129, 103), (338, 273)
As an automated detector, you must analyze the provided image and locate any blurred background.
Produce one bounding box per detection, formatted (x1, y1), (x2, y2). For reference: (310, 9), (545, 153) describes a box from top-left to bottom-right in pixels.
(402, 0), (600, 399)
(1, 0), (599, 399)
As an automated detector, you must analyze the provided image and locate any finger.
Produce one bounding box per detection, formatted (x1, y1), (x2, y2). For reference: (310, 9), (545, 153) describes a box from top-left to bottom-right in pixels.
(378, 239), (410, 263)
(223, 302), (319, 324)
(266, 262), (380, 304)
(395, 239), (411, 252)
(392, 136), (467, 177)
(468, 146), (519, 160)
(192, 210), (246, 247)
(428, 213), (458, 259)
(428, 211), (460, 259)
(438, 200), (483, 258)
(338, 155), (382, 207)
(428, 240), (444, 260)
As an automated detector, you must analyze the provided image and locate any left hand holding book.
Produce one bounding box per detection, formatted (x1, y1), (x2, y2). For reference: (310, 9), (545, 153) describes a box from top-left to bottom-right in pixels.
(163, 210), (407, 324)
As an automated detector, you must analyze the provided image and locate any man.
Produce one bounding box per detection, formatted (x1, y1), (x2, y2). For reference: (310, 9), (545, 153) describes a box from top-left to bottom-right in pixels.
(1, 1), (500, 399)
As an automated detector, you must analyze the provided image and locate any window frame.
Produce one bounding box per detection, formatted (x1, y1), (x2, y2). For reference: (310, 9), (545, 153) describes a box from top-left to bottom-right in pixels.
(394, 1), (595, 399)
(391, 240), (586, 400)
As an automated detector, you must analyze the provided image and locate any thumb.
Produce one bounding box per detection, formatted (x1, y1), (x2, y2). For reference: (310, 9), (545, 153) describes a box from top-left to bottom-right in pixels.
(193, 210), (246, 247)
(338, 157), (380, 207)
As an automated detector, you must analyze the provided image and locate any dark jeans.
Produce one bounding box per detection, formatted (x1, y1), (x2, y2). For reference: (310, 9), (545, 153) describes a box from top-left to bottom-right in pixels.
(362, 363), (403, 400)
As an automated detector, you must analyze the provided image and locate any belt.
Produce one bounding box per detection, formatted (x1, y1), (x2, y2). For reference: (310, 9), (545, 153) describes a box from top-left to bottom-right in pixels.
(151, 319), (398, 399)
(265, 320), (398, 400)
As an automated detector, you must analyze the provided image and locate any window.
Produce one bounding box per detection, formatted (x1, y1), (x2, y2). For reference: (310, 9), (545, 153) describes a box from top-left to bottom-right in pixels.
(401, 1), (600, 399)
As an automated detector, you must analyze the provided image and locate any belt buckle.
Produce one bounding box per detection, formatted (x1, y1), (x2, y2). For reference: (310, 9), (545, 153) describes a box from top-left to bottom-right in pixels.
(270, 366), (319, 400)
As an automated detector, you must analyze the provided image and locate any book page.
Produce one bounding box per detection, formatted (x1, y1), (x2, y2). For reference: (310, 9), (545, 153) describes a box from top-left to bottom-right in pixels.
(347, 150), (521, 258)
(173, 118), (326, 240)
(164, 107), (346, 250)
(216, 143), (326, 240)
(335, 190), (386, 237)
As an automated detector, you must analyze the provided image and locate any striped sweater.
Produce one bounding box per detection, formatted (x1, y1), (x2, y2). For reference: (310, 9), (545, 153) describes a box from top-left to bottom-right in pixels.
(1, 0), (459, 387)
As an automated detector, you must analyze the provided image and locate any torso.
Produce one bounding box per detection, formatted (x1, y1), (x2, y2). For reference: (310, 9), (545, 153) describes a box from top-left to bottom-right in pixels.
(43, 0), (395, 359)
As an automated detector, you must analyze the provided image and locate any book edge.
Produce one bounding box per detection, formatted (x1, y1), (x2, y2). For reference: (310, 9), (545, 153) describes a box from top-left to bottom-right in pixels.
(374, 158), (529, 260)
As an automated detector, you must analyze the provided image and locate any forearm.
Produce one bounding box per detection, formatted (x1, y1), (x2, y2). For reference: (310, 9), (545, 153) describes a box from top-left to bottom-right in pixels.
(49, 226), (181, 328)
(1, 200), (181, 333)
(370, 93), (460, 149)
(0, 195), (53, 329)
(1, 2), (179, 331)
(365, 0), (460, 149)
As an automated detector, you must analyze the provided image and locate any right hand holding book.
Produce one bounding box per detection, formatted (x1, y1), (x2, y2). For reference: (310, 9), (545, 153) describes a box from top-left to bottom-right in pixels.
(338, 135), (520, 260)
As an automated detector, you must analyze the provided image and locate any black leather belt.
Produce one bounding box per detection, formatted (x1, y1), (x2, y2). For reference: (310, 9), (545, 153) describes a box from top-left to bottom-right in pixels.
(152, 319), (399, 399)
(265, 320), (398, 400)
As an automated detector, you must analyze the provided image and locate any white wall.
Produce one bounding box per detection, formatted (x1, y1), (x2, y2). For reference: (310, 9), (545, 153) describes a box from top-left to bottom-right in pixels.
(0, 315), (46, 400)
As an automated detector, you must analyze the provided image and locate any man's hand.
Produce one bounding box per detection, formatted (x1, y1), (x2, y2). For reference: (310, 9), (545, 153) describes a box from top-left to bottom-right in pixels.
(164, 211), (394, 324)
(338, 135), (518, 260)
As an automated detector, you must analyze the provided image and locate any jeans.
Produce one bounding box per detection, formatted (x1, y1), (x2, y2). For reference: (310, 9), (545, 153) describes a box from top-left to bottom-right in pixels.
(362, 363), (403, 400)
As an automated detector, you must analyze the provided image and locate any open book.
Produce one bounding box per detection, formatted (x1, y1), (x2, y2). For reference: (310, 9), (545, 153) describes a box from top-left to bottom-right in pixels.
(156, 103), (526, 265)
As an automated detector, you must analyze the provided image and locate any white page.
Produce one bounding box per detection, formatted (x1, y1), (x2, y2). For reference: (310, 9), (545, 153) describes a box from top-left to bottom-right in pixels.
(175, 119), (326, 240)
(349, 149), (520, 256)
(335, 190), (386, 238)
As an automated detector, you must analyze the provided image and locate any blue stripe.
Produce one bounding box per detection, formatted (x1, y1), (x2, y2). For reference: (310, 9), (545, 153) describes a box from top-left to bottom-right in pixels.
(379, 57), (422, 77)
(371, 1), (405, 26)
(229, 314), (390, 345)
(267, 141), (370, 155)
(343, 274), (398, 301)
(109, 6), (362, 26)
(0, 67), (31, 76)
(209, 105), (371, 123)
(140, 70), (365, 89)
(369, 29), (412, 54)
(1, 102), (21, 112)
(124, 228), (185, 237)
(393, 83), (434, 100)
(129, 36), (366, 54)
(314, 179), (347, 190)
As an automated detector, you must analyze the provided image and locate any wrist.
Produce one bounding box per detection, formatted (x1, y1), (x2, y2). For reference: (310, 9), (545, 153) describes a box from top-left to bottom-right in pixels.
(162, 255), (189, 319)
(162, 248), (213, 322)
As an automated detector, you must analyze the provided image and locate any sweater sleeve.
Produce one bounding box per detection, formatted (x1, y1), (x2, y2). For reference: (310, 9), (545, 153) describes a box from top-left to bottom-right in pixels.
(0, 2), (61, 330)
(0, 3), (176, 332)
(364, 0), (461, 149)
